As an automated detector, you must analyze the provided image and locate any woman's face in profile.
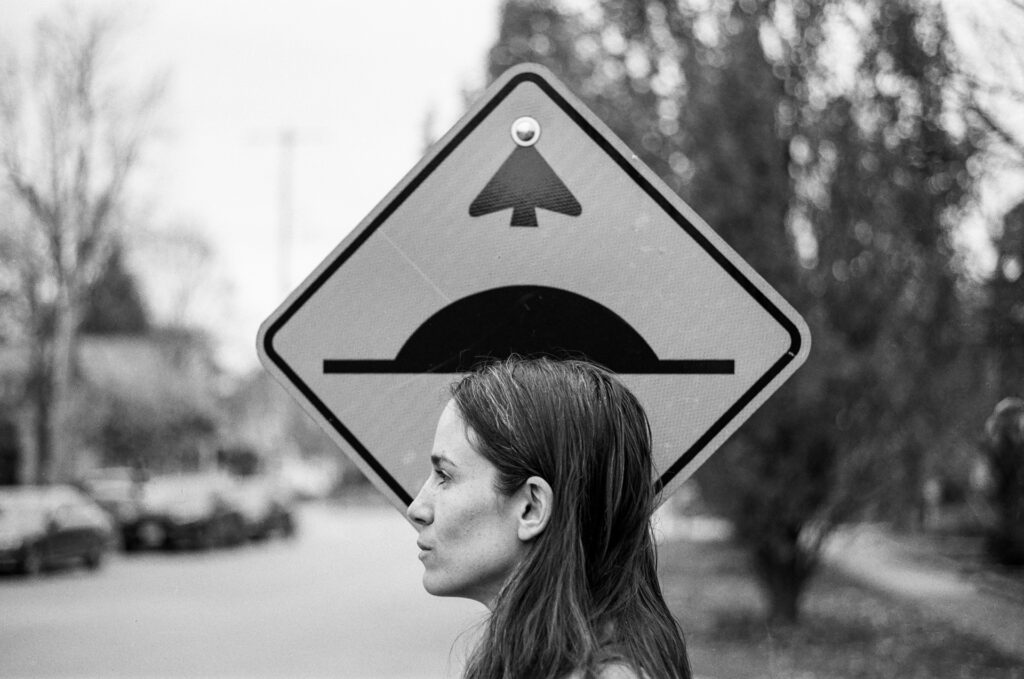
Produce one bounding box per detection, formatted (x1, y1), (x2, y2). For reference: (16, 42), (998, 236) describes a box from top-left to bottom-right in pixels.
(406, 400), (526, 607)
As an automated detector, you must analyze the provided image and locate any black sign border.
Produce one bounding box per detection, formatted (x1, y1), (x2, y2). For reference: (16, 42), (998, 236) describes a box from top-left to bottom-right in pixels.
(263, 69), (804, 505)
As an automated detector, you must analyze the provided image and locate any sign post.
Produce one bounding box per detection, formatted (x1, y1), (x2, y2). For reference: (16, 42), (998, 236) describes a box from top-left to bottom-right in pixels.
(258, 63), (810, 511)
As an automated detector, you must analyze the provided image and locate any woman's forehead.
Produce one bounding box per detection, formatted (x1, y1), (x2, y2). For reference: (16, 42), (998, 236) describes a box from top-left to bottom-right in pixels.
(433, 400), (487, 468)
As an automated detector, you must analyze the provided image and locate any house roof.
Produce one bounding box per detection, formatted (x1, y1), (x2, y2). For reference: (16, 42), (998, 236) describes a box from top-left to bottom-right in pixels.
(0, 331), (220, 408)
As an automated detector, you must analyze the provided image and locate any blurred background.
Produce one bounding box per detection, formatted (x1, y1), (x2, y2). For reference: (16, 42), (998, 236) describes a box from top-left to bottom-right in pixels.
(1, 0), (1023, 678)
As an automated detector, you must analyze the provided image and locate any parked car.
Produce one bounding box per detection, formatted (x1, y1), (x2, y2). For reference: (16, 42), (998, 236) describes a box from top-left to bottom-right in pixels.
(217, 446), (297, 541)
(280, 454), (340, 500)
(76, 467), (147, 550)
(127, 473), (247, 551)
(0, 485), (114, 575)
(229, 473), (296, 541)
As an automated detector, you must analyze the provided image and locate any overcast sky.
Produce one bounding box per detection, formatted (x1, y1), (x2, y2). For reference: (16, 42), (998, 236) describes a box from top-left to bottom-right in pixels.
(3, 0), (503, 373)
(3, 0), (1022, 374)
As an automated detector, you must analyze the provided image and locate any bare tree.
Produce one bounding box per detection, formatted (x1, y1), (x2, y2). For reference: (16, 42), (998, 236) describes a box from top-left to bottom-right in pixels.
(133, 221), (216, 328)
(0, 7), (163, 482)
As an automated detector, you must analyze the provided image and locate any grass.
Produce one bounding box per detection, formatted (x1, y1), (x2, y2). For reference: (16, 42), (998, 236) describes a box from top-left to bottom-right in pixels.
(656, 536), (1024, 679)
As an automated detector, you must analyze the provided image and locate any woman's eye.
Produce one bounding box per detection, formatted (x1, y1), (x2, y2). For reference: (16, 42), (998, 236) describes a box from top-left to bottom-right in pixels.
(433, 468), (450, 485)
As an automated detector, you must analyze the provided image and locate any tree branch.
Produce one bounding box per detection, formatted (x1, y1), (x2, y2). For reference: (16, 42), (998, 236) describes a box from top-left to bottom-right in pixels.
(968, 98), (1024, 163)
(6, 171), (59, 230)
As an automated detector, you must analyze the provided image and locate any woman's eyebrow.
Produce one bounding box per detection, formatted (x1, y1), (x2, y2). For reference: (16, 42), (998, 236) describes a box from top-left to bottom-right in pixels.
(430, 453), (456, 468)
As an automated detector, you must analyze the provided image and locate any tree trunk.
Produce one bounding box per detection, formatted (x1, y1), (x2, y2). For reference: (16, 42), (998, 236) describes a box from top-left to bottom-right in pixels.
(766, 576), (802, 625)
(29, 291), (80, 484)
(47, 293), (79, 483)
(30, 358), (52, 485)
(27, 307), (55, 485)
(753, 539), (813, 626)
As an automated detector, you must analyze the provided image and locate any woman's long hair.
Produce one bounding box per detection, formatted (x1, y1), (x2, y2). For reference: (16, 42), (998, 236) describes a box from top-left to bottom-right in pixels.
(451, 357), (691, 679)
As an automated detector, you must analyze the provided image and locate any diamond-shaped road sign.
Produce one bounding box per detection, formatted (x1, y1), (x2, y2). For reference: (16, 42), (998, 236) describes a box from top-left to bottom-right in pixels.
(258, 63), (810, 511)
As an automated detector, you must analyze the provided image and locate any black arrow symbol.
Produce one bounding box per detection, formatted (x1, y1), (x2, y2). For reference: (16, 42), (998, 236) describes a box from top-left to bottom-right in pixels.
(469, 146), (581, 226)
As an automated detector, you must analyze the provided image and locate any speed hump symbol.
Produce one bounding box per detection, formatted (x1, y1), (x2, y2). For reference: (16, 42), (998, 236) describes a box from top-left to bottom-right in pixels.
(258, 63), (810, 512)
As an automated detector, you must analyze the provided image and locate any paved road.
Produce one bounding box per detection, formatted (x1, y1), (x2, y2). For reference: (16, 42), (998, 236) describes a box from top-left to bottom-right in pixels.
(0, 503), (484, 678)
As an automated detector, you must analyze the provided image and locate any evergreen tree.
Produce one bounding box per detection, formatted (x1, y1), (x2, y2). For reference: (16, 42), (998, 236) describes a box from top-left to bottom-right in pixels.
(80, 242), (150, 335)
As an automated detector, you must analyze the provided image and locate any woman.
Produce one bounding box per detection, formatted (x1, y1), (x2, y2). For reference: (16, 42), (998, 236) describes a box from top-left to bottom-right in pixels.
(407, 357), (691, 679)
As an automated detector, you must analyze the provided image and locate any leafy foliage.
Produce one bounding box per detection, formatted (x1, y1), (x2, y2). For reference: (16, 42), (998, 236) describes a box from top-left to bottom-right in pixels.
(486, 0), (986, 622)
(90, 390), (219, 472)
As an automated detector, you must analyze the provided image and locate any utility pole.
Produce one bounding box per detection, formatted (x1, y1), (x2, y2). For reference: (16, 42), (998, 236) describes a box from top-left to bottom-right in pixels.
(250, 126), (320, 298)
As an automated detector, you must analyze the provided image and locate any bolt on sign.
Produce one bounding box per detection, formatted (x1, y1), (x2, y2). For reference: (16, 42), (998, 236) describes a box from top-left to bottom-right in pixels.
(258, 63), (810, 511)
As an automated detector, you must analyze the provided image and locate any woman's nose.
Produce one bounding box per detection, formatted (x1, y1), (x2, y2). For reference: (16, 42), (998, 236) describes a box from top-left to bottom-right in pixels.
(406, 483), (432, 526)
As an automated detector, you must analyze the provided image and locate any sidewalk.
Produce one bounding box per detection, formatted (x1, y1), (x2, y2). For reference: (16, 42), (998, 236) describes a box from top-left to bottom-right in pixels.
(823, 525), (1024, 661)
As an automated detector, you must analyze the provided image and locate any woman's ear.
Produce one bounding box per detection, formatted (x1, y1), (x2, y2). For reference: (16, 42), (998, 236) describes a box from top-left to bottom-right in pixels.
(515, 476), (552, 542)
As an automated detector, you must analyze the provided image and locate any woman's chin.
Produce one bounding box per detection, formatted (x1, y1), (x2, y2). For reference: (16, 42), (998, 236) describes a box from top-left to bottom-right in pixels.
(422, 575), (494, 606)
(422, 573), (453, 597)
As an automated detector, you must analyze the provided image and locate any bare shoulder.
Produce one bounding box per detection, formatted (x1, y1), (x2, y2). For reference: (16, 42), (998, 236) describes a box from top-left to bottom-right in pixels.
(598, 663), (643, 679)
(564, 663), (644, 679)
